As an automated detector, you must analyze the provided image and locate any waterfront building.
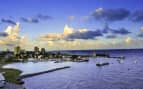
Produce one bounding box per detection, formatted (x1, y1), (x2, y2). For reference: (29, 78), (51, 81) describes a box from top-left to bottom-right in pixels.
(40, 48), (46, 58)
(14, 46), (21, 58)
(34, 46), (40, 59)
(34, 46), (39, 52)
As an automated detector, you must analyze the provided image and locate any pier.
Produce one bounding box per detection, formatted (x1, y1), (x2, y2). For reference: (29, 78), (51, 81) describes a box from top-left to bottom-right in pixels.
(20, 66), (70, 79)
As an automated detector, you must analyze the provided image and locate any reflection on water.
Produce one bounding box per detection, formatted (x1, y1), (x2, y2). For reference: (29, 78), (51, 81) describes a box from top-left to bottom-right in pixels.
(3, 50), (143, 89)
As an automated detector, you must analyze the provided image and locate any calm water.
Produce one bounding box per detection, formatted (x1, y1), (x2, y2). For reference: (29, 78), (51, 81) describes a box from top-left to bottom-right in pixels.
(3, 49), (143, 89)
(3, 61), (73, 75)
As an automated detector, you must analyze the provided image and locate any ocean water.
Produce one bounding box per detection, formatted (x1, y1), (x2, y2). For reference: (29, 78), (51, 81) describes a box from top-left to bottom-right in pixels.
(4, 49), (143, 89)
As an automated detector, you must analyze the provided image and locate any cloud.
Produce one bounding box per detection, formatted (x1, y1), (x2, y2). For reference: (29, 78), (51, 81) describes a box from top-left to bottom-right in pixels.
(64, 25), (103, 40)
(21, 17), (39, 23)
(5, 43), (16, 47)
(0, 22), (32, 50)
(141, 26), (143, 32)
(20, 14), (52, 23)
(0, 23), (140, 50)
(38, 24), (131, 42)
(102, 23), (111, 33)
(91, 8), (130, 22)
(38, 25), (103, 41)
(131, 10), (143, 22)
(110, 28), (131, 35)
(64, 25), (74, 35)
(37, 36), (143, 50)
(137, 33), (143, 37)
(68, 16), (75, 21)
(125, 37), (132, 44)
(39, 34), (63, 41)
(106, 34), (117, 39)
(1, 18), (16, 25)
(67, 30), (103, 39)
(137, 26), (143, 37)
(0, 32), (8, 37)
(101, 24), (131, 35)
(37, 14), (53, 20)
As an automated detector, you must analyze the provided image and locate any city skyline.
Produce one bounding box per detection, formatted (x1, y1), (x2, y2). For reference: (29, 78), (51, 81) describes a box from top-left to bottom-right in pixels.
(0, 0), (143, 50)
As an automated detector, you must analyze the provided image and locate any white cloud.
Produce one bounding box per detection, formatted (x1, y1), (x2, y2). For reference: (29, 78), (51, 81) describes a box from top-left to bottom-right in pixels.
(95, 7), (103, 14)
(64, 24), (73, 35)
(68, 16), (75, 21)
(1, 24), (143, 50)
(0, 22), (32, 50)
(141, 26), (143, 32)
(38, 25), (89, 41)
(125, 37), (132, 44)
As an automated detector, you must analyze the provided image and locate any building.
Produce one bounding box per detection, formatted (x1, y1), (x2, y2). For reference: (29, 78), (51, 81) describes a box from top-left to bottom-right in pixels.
(40, 48), (46, 58)
(41, 48), (45, 54)
(34, 46), (40, 59)
(34, 46), (39, 52)
(14, 46), (21, 58)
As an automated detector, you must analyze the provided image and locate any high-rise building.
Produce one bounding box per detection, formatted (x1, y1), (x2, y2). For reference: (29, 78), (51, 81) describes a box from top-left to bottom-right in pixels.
(34, 46), (39, 53)
(40, 48), (46, 58)
(41, 48), (45, 54)
(14, 46), (21, 56)
(34, 46), (40, 59)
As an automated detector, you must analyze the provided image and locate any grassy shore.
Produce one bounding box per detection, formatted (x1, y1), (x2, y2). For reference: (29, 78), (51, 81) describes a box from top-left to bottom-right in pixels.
(0, 58), (22, 84)
(0, 68), (22, 84)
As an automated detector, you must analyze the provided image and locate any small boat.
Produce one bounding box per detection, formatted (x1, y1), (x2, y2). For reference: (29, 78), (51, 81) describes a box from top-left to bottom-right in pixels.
(111, 56), (125, 59)
(96, 62), (109, 66)
(76, 59), (89, 62)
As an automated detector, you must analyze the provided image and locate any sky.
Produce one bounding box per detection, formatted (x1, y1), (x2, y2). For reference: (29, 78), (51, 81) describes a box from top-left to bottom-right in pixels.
(0, 0), (143, 51)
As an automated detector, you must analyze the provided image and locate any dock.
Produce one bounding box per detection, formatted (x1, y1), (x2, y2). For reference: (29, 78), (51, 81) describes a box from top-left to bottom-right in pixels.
(20, 66), (70, 79)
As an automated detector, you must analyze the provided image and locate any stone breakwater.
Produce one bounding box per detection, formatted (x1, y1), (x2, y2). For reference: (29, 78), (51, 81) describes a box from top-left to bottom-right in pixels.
(20, 66), (71, 79)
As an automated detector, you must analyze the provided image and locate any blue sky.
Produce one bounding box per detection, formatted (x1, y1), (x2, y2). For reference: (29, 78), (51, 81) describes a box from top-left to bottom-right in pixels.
(0, 0), (143, 50)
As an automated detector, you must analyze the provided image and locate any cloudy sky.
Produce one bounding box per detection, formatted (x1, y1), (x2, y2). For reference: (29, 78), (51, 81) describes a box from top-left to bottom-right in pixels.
(0, 0), (143, 51)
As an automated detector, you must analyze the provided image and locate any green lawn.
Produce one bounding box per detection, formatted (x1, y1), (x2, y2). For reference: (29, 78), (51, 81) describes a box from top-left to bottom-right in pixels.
(0, 68), (22, 84)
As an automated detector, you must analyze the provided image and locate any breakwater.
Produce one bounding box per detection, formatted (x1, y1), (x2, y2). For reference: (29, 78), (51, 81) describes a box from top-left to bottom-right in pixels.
(20, 66), (70, 79)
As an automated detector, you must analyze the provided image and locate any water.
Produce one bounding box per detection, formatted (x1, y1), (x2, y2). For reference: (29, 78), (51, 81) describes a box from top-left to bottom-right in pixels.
(3, 49), (143, 89)
(3, 61), (73, 75)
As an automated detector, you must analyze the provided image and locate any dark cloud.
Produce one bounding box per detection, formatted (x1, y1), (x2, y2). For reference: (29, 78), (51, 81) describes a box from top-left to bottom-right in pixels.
(20, 14), (52, 23)
(102, 24), (111, 33)
(1, 18), (16, 25)
(131, 10), (143, 22)
(21, 17), (39, 23)
(0, 32), (8, 37)
(21, 17), (38, 23)
(65, 25), (130, 40)
(137, 33), (143, 37)
(106, 35), (117, 39)
(101, 24), (131, 35)
(92, 8), (130, 22)
(67, 30), (103, 39)
(110, 28), (131, 35)
(37, 14), (53, 20)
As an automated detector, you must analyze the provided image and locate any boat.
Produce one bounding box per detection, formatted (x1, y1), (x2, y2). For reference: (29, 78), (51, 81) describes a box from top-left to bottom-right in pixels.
(76, 59), (89, 62)
(96, 62), (109, 66)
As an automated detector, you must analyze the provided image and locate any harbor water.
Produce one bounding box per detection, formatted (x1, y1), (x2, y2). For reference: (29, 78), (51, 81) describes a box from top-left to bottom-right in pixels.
(3, 49), (143, 89)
